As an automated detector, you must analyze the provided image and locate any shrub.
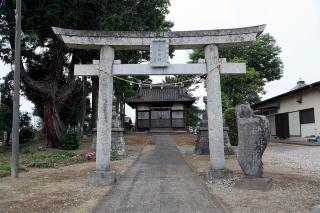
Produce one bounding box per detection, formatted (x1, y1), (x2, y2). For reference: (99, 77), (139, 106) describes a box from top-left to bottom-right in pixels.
(224, 107), (238, 146)
(33, 129), (46, 143)
(59, 128), (80, 150)
(85, 151), (96, 160)
(19, 143), (33, 154)
(111, 151), (119, 161)
(19, 126), (34, 144)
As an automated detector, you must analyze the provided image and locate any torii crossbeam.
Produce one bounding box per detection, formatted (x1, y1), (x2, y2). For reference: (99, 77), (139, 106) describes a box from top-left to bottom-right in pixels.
(53, 24), (265, 185)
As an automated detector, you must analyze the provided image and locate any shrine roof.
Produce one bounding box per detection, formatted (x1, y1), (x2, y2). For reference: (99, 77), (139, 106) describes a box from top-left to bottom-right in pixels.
(126, 85), (195, 108)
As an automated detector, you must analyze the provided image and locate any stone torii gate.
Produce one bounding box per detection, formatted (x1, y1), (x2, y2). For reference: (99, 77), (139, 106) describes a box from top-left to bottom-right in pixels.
(53, 25), (265, 185)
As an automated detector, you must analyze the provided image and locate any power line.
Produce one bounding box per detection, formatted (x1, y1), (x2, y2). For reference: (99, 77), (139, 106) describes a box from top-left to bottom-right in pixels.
(97, 64), (219, 88)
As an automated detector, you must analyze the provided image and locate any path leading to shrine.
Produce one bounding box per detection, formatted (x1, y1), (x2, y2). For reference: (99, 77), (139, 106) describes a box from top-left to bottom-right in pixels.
(94, 134), (226, 213)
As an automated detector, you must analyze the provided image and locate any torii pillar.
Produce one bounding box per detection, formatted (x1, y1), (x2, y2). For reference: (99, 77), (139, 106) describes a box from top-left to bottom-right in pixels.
(87, 46), (116, 186)
(205, 44), (232, 178)
(52, 24), (266, 185)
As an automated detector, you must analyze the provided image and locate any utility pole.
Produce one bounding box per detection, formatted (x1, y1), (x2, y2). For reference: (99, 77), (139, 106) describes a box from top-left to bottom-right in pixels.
(11, 0), (22, 178)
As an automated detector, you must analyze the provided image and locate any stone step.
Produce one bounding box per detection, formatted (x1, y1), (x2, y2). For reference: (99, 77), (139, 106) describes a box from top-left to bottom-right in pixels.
(150, 128), (173, 133)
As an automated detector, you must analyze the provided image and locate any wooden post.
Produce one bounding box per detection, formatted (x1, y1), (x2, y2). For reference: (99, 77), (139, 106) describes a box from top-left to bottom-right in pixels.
(11, 0), (22, 178)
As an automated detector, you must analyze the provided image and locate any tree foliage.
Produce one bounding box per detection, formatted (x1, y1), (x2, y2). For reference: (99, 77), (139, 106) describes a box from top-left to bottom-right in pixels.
(220, 58), (265, 106)
(0, 0), (173, 147)
(0, 104), (10, 132)
(189, 34), (283, 107)
(185, 105), (201, 128)
(224, 108), (238, 146)
(0, 70), (34, 144)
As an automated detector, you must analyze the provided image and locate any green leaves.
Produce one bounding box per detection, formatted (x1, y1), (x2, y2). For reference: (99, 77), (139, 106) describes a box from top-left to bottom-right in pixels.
(219, 34), (283, 82)
(221, 58), (265, 107)
(224, 108), (238, 146)
(0, 104), (10, 131)
(189, 33), (283, 107)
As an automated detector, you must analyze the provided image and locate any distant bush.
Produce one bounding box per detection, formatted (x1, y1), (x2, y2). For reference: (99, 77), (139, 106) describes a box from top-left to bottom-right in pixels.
(224, 108), (238, 146)
(0, 155), (10, 177)
(59, 128), (80, 150)
(33, 129), (46, 143)
(19, 126), (34, 144)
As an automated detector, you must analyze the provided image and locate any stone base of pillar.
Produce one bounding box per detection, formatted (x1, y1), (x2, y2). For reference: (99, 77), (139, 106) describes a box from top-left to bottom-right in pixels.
(88, 170), (116, 186)
(234, 177), (272, 190)
(112, 128), (126, 156)
(205, 167), (233, 180)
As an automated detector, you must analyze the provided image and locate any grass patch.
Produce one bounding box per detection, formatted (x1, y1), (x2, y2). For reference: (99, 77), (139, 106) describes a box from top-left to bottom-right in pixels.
(0, 154), (11, 177)
(21, 150), (88, 168)
(0, 145), (122, 178)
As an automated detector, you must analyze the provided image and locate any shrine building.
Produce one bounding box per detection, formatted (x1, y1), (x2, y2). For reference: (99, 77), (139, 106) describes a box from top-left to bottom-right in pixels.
(126, 85), (195, 132)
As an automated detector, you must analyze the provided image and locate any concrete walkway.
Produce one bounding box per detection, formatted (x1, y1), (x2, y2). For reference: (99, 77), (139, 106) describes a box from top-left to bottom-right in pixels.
(94, 134), (226, 213)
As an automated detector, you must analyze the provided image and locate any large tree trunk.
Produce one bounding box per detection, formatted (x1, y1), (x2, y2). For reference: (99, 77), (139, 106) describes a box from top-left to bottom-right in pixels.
(6, 4), (75, 149)
(43, 100), (63, 148)
(120, 101), (125, 128)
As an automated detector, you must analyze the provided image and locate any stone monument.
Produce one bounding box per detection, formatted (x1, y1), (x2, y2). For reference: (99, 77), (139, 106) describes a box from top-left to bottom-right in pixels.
(195, 97), (234, 155)
(235, 104), (272, 190)
(90, 128), (97, 151)
(111, 96), (126, 156)
(223, 125), (234, 155)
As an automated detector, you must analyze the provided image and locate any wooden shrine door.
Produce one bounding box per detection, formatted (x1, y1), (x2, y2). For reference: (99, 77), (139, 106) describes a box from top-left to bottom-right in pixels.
(150, 108), (171, 129)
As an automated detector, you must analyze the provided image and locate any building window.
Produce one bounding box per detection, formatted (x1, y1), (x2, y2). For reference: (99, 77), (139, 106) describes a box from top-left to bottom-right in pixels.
(172, 111), (184, 119)
(300, 108), (315, 124)
(138, 111), (149, 119)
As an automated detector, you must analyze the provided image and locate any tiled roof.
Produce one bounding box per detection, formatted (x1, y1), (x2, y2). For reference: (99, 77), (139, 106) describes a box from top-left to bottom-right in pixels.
(126, 85), (195, 107)
(252, 81), (320, 109)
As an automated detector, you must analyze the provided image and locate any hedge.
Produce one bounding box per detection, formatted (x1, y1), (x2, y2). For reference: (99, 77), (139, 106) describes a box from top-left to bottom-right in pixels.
(224, 108), (238, 146)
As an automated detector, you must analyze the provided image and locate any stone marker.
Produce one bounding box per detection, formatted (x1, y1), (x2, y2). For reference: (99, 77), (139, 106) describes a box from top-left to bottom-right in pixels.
(223, 126), (234, 155)
(90, 128), (97, 151)
(195, 97), (234, 155)
(91, 96), (126, 156)
(111, 96), (126, 156)
(311, 205), (320, 213)
(235, 104), (272, 190)
(195, 97), (209, 154)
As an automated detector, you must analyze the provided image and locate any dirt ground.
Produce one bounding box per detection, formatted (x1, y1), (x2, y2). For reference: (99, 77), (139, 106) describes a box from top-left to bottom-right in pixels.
(171, 133), (197, 145)
(174, 134), (320, 213)
(2, 132), (320, 212)
(0, 133), (152, 213)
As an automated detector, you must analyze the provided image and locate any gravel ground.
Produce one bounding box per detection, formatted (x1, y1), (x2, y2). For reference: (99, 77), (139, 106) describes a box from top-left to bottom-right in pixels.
(264, 143), (320, 177)
(177, 141), (320, 213)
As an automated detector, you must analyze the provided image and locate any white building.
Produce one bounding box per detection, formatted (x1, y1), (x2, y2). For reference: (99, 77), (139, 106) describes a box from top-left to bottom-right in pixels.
(252, 80), (320, 141)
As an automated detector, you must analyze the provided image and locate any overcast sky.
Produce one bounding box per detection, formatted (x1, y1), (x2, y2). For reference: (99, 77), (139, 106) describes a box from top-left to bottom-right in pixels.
(1, 0), (320, 120)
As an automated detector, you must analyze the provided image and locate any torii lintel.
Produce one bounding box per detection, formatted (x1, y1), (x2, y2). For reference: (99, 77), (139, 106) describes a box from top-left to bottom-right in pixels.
(52, 25), (266, 50)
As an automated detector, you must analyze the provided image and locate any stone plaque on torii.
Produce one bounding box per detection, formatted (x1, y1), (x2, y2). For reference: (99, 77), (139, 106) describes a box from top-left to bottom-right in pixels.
(53, 25), (265, 185)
